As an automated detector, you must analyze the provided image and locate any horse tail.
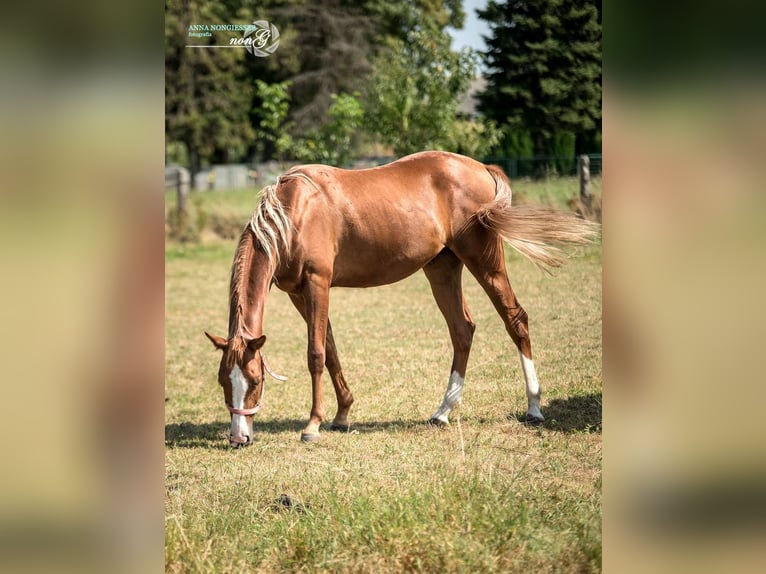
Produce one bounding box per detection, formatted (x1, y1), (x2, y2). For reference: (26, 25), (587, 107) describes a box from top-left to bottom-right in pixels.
(477, 165), (600, 272)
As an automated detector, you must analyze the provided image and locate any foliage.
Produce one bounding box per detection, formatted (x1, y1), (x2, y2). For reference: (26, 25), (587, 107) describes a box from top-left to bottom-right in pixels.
(365, 29), (477, 155)
(548, 131), (577, 174)
(164, 0), (600, 173)
(447, 119), (503, 159)
(290, 93), (365, 166)
(478, 0), (602, 155)
(165, 193), (208, 243)
(363, 0), (466, 39)
(259, 1), (374, 136)
(253, 80), (294, 161)
(165, 0), (257, 177)
(254, 81), (364, 166)
(500, 129), (535, 159)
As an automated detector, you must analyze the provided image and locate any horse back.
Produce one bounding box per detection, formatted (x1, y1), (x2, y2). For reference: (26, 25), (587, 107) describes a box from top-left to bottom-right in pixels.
(276, 152), (500, 288)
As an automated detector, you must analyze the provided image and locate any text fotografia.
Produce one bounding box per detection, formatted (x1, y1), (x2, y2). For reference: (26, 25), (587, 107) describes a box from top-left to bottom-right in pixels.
(186, 21), (280, 57)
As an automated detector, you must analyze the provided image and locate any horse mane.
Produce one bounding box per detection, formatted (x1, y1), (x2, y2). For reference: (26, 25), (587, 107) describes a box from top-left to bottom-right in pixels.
(249, 176), (295, 274)
(226, 227), (256, 368)
(225, 174), (301, 367)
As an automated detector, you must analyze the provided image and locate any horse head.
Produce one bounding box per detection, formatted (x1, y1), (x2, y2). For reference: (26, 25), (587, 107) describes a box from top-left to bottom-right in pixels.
(204, 331), (268, 447)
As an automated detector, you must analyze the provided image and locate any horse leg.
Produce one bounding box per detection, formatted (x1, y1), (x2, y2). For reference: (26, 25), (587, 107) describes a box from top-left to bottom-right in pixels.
(423, 249), (476, 426)
(457, 237), (544, 423)
(288, 293), (354, 431)
(300, 273), (332, 442)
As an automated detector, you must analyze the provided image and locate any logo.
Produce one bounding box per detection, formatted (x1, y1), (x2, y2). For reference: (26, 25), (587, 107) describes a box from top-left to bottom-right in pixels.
(243, 21), (280, 57)
(186, 20), (280, 58)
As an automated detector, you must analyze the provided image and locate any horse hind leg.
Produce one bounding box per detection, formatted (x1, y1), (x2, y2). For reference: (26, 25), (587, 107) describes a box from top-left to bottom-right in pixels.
(454, 233), (544, 423)
(288, 294), (354, 431)
(423, 249), (476, 427)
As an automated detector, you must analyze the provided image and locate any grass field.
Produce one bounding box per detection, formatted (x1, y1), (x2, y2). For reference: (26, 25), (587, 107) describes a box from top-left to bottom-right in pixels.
(165, 177), (602, 572)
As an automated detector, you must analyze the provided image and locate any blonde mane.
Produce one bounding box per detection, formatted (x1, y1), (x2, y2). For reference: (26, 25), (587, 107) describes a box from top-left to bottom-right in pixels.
(249, 175), (296, 274)
(223, 172), (308, 366)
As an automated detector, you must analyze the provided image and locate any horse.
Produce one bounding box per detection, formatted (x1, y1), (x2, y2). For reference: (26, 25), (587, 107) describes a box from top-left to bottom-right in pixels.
(204, 151), (598, 446)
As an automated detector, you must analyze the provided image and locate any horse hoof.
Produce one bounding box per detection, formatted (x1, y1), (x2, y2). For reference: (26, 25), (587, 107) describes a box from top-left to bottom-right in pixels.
(300, 432), (321, 443)
(329, 423), (350, 432)
(427, 417), (449, 428)
(525, 413), (545, 425)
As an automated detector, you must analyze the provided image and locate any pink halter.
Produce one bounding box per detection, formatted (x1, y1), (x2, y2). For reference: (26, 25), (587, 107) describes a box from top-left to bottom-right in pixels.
(227, 403), (262, 416)
(225, 354), (286, 416)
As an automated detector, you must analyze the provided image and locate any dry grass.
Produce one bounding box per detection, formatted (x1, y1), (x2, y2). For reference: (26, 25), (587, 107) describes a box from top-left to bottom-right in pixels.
(165, 180), (602, 573)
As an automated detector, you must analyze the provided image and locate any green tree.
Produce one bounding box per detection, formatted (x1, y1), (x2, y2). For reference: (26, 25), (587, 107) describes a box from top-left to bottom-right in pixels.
(363, 0), (465, 41)
(165, 0), (256, 181)
(447, 119), (503, 158)
(254, 82), (363, 166)
(253, 80), (294, 161)
(478, 0), (601, 156)
(257, 1), (375, 138)
(289, 92), (364, 166)
(365, 29), (477, 155)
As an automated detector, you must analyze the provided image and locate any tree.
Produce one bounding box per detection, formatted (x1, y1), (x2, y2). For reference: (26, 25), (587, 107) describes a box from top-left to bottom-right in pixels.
(165, 0), (256, 181)
(260, 0), (468, 154)
(254, 81), (363, 166)
(478, 0), (601, 157)
(257, 1), (375, 137)
(447, 119), (503, 158)
(365, 29), (477, 155)
(253, 80), (294, 162)
(293, 93), (364, 166)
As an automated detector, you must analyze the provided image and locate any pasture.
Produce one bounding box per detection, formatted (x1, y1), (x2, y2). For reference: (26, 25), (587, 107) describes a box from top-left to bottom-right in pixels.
(165, 176), (602, 573)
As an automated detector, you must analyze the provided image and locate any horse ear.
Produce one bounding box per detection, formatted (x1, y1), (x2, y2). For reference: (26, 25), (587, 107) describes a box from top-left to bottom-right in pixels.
(204, 331), (228, 351)
(247, 335), (267, 352)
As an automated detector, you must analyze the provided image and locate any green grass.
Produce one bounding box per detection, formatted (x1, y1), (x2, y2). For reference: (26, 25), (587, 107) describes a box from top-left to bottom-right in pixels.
(165, 178), (602, 573)
(512, 176), (602, 211)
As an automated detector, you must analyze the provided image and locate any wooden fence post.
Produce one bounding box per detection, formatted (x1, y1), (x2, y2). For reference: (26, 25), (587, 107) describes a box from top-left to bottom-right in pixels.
(176, 168), (190, 223)
(578, 154), (592, 209)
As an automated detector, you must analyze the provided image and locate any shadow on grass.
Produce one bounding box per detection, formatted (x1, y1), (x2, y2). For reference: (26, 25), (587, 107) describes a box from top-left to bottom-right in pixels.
(165, 418), (431, 448)
(165, 422), (231, 449)
(513, 392), (602, 434)
(164, 419), (305, 449)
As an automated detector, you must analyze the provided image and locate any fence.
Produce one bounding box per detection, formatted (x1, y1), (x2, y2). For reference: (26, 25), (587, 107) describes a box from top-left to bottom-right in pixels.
(481, 153), (602, 179)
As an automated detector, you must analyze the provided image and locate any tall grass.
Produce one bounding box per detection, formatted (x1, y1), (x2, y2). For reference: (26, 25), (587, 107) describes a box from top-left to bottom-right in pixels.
(165, 177), (602, 573)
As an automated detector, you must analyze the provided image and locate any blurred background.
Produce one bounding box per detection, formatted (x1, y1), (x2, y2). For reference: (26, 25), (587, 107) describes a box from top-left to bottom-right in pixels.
(164, 0), (602, 245)
(165, 0), (601, 173)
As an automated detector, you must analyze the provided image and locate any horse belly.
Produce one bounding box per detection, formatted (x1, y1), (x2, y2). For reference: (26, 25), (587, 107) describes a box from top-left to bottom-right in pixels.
(331, 222), (443, 287)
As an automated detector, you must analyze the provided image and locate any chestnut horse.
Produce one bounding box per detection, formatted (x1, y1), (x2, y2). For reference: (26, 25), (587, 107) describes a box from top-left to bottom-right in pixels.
(205, 151), (598, 445)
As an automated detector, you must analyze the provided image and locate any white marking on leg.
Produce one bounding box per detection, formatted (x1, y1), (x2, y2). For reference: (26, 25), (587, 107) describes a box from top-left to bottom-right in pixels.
(431, 371), (464, 425)
(519, 352), (543, 420)
(229, 365), (253, 440)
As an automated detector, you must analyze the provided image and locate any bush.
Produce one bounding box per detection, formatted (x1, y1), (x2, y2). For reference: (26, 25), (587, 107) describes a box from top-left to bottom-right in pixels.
(207, 209), (245, 240)
(546, 131), (576, 175)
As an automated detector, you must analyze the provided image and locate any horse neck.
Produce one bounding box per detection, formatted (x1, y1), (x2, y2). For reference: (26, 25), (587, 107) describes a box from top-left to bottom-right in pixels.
(228, 236), (272, 340)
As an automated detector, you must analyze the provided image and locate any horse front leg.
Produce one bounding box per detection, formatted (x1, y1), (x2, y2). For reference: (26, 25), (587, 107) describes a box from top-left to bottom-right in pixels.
(324, 320), (354, 431)
(300, 273), (331, 442)
(288, 294), (354, 432)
